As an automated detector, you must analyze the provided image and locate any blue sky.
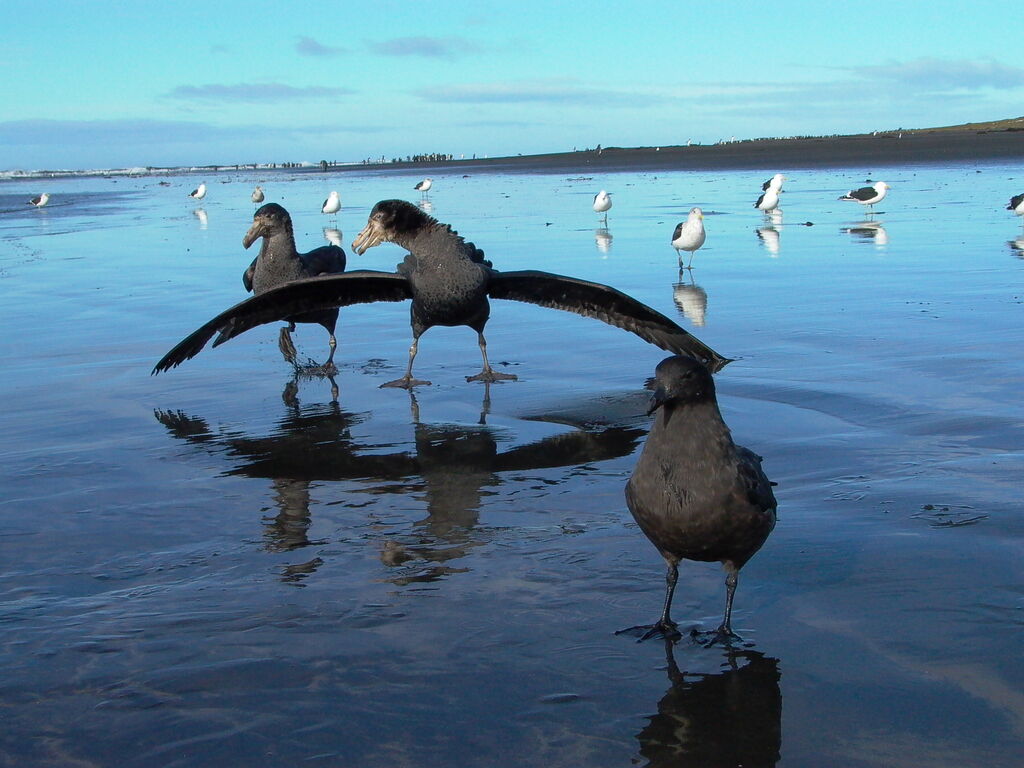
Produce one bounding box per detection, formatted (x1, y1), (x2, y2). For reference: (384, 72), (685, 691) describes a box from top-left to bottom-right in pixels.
(3, 1), (1023, 170)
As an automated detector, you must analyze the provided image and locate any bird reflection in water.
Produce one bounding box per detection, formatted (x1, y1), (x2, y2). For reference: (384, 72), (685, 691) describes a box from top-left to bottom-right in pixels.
(154, 383), (643, 586)
(417, 198), (434, 214)
(635, 640), (781, 767)
(323, 227), (343, 248)
(1007, 237), (1024, 258)
(672, 272), (707, 327)
(193, 208), (208, 230)
(842, 221), (888, 247)
(756, 225), (781, 257)
(595, 227), (612, 255)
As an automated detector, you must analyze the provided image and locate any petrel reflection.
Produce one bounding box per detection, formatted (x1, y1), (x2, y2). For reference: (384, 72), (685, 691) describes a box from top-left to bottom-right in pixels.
(635, 640), (782, 767)
(155, 388), (643, 585)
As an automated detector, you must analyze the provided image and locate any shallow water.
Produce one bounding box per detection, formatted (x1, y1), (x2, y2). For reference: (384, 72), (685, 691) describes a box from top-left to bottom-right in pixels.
(1, 162), (1022, 767)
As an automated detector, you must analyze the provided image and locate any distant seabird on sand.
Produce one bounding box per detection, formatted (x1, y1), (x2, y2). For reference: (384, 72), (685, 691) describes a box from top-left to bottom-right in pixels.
(620, 355), (777, 642)
(28, 193), (50, 207)
(414, 178), (433, 195)
(754, 187), (780, 214)
(671, 207), (706, 269)
(236, 203), (347, 370)
(839, 181), (889, 211)
(153, 200), (730, 382)
(761, 173), (785, 192)
(1006, 193), (1024, 219)
(189, 183), (207, 201)
(251, 186), (265, 205)
(322, 190), (341, 217)
(593, 190), (613, 223)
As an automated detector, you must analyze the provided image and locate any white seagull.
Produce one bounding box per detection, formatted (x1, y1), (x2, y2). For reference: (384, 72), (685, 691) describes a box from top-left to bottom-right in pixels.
(189, 183), (207, 201)
(754, 186), (781, 214)
(322, 190), (341, 217)
(414, 178), (433, 195)
(839, 181), (890, 211)
(28, 193), (50, 208)
(761, 173), (786, 192)
(671, 207), (706, 269)
(593, 190), (612, 222)
(251, 186), (265, 205)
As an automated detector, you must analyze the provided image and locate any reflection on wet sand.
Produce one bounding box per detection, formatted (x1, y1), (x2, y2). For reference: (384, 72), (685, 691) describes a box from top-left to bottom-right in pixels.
(672, 272), (708, 327)
(193, 207), (208, 230)
(756, 225), (781, 257)
(636, 640), (781, 767)
(323, 227), (343, 248)
(842, 220), (888, 246)
(595, 227), (612, 254)
(155, 385), (643, 585)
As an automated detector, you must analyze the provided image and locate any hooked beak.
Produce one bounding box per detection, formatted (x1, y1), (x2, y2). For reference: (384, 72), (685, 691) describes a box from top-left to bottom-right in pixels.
(351, 220), (387, 255)
(242, 218), (267, 249)
(646, 387), (667, 416)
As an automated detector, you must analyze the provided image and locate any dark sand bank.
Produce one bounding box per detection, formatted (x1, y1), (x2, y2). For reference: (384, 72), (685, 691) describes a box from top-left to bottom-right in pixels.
(346, 128), (1024, 176)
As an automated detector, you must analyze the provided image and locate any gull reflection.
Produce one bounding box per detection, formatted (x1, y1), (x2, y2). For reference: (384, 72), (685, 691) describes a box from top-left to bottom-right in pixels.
(595, 227), (613, 255)
(417, 198), (434, 214)
(323, 227), (343, 248)
(193, 208), (208, 230)
(756, 225), (781, 257)
(672, 272), (708, 327)
(842, 220), (888, 247)
(155, 385), (643, 586)
(1008, 237), (1024, 258)
(635, 639), (782, 767)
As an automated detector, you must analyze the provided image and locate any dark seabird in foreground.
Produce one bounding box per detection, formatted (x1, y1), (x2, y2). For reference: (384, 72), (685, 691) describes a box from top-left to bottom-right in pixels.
(621, 356), (776, 642)
(241, 203), (347, 369)
(152, 200), (730, 383)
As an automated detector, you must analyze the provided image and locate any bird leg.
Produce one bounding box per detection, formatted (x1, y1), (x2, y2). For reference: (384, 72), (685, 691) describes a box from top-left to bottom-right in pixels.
(278, 323), (298, 365)
(616, 561), (682, 642)
(382, 338), (432, 388)
(466, 332), (517, 383)
(717, 566), (740, 638)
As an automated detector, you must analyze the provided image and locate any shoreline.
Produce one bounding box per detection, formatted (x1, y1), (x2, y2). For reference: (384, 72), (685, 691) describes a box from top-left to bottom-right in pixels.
(6, 127), (1024, 182)
(343, 129), (1024, 176)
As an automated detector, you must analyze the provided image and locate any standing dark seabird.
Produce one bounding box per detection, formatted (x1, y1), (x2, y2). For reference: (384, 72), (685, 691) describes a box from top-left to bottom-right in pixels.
(152, 200), (730, 382)
(240, 203), (347, 369)
(621, 355), (776, 642)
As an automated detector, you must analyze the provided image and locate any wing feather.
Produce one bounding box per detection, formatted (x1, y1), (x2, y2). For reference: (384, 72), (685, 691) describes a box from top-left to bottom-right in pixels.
(486, 270), (730, 371)
(153, 271), (411, 374)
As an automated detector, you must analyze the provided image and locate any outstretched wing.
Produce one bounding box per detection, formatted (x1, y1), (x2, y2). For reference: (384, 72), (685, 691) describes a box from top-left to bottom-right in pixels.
(486, 270), (731, 371)
(153, 270), (412, 374)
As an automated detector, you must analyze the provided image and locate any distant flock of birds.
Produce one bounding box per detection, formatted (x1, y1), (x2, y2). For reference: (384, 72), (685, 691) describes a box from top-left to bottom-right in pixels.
(18, 171), (1016, 643)
(593, 174), (897, 270)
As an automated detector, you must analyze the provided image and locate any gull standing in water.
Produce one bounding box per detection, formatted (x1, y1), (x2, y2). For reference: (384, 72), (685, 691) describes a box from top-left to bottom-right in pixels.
(671, 207), (706, 270)
(593, 189), (613, 224)
(1006, 192), (1024, 223)
(189, 183), (207, 202)
(322, 190), (341, 220)
(839, 181), (890, 212)
(28, 193), (50, 208)
(621, 355), (777, 643)
(251, 186), (265, 206)
(754, 186), (780, 214)
(414, 178), (433, 197)
(153, 200), (730, 382)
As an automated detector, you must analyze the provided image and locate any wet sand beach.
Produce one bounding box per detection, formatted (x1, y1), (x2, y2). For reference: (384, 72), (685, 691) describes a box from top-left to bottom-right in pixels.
(1, 146), (1023, 766)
